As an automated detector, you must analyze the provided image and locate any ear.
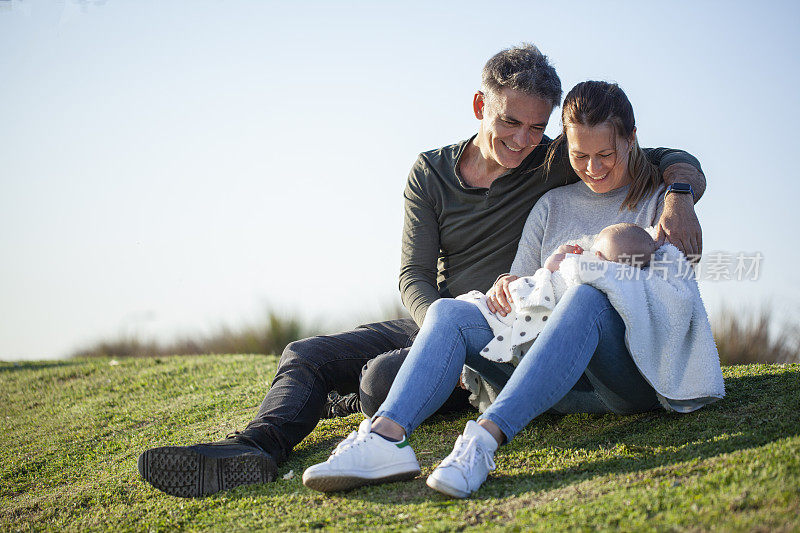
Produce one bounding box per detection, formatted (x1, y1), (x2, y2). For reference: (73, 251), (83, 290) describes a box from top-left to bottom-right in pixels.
(628, 126), (637, 150)
(473, 91), (485, 120)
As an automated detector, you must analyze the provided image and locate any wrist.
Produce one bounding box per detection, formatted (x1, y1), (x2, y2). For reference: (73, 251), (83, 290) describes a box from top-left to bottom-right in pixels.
(664, 184), (695, 209)
(663, 171), (702, 202)
(665, 182), (693, 197)
(664, 189), (694, 206)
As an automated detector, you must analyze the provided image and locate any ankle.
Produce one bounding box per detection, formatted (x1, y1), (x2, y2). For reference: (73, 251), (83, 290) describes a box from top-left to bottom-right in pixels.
(371, 431), (404, 443)
(477, 419), (505, 446)
(371, 417), (406, 442)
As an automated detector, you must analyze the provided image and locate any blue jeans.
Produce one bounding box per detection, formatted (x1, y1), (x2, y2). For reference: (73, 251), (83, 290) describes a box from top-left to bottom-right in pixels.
(374, 285), (659, 442)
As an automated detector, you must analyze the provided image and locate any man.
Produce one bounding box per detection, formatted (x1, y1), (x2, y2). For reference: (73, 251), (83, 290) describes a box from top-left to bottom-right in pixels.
(138, 44), (705, 498)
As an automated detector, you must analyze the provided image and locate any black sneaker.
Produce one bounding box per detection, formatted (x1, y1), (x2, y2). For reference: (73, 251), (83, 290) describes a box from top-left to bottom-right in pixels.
(321, 391), (362, 419)
(137, 434), (277, 498)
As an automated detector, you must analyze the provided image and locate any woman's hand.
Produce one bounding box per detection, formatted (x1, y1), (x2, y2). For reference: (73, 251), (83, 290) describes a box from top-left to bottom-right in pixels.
(486, 275), (519, 317)
(544, 244), (583, 272)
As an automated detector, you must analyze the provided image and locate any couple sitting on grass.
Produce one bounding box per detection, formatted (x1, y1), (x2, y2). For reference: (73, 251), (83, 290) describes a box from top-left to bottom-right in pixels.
(138, 44), (724, 499)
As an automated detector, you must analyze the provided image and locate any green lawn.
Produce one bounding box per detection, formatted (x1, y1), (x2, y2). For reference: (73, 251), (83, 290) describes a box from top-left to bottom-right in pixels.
(1, 356), (798, 532)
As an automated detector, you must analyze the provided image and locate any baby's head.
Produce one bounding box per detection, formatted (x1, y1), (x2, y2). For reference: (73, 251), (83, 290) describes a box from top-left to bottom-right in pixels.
(592, 223), (656, 267)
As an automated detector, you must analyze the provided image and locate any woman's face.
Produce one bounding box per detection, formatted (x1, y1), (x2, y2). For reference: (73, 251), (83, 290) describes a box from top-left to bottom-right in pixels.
(565, 121), (633, 194)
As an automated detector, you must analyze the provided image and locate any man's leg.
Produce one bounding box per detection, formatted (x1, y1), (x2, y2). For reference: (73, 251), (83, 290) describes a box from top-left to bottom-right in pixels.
(238, 318), (418, 462)
(359, 349), (471, 418)
(138, 318), (418, 497)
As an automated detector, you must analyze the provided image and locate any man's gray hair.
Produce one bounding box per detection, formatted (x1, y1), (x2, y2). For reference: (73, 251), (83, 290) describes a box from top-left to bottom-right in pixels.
(481, 43), (562, 108)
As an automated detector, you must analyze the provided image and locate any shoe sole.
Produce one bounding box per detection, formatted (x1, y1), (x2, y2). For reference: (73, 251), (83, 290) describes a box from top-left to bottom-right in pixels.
(426, 475), (470, 498)
(138, 446), (276, 498)
(302, 468), (421, 492)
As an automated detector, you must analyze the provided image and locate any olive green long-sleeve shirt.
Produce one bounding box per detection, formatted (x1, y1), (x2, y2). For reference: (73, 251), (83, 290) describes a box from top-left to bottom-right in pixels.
(399, 135), (702, 326)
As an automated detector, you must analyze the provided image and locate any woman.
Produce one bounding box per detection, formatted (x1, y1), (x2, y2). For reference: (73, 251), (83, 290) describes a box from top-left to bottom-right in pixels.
(301, 81), (711, 497)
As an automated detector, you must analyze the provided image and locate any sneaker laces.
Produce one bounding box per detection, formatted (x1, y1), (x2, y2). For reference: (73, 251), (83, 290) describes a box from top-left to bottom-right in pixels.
(329, 420), (373, 460)
(439, 435), (496, 476)
(323, 391), (362, 419)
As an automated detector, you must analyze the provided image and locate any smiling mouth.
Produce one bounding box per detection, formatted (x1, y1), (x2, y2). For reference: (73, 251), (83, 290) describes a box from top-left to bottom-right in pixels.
(587, 174), (608, 181)
(501, 141), (523, 153)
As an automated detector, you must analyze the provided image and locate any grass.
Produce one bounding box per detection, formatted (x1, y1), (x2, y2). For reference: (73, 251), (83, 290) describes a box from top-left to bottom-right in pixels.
(1, 356), (798, 532)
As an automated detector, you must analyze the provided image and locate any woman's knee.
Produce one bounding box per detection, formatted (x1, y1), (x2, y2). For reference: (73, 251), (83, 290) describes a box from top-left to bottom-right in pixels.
(555, 285), (614, 319)
(561, 284), (606, 305)
(424, 298), (480, 328)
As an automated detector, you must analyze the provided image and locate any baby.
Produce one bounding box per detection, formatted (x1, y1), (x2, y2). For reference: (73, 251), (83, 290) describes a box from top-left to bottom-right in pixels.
(484, 222), (658, 318)
(545, 222), (657, 273)
(589, 223), (657, 267)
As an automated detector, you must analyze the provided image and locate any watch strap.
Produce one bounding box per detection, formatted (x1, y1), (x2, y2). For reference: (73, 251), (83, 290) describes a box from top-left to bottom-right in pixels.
(666, 182), (694, 196)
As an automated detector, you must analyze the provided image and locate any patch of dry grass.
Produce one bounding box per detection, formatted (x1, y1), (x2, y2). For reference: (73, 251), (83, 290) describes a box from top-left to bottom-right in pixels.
(71, 310), (310, 359)
(712, 306), (800, 365)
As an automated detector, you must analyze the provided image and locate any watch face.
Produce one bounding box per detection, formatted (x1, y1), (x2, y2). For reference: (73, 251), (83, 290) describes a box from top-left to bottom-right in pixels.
(670, 183), (692, 193)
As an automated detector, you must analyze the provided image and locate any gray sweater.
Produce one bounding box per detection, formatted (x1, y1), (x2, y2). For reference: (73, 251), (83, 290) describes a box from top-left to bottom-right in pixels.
(510, 181), (666, 276)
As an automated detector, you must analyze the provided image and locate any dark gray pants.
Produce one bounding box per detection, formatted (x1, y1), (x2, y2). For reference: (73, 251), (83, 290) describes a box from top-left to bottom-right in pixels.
(239, 318), (468, 464)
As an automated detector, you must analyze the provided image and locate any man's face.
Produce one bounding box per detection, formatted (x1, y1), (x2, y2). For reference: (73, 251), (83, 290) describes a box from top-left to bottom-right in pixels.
(475, 87), (553, 172)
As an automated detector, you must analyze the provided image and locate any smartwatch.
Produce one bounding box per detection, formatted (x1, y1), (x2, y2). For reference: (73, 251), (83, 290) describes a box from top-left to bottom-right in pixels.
(665, 182), (694, 198)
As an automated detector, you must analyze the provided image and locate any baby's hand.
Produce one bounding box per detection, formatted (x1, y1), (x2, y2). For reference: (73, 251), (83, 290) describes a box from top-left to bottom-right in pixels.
(544, 244), (583, 272)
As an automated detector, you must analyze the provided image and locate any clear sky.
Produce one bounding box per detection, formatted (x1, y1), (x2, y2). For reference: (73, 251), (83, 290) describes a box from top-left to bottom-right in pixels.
(1, 0), (799, 360)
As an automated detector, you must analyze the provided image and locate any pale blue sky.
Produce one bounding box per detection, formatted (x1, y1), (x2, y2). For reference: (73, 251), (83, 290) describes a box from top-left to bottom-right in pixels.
(1, 0), (799, 360)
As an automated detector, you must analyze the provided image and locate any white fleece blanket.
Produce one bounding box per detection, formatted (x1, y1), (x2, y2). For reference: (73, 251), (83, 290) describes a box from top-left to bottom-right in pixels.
(459, 243), (725, 413)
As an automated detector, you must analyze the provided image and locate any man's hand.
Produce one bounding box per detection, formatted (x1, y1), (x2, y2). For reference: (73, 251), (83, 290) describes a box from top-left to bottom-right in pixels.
(655, 192), (702, 259)
(544, 244), (583, 272)
(486, 275), (519, 317)
(657, 161), (705, 260)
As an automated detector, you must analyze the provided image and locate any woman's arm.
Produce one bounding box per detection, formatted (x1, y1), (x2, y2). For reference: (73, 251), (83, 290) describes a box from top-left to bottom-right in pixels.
(509, 200), (547, 276)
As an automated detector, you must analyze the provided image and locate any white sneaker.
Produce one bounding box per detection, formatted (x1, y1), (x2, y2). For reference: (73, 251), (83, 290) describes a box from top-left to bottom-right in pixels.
(426, 420), (498, 498)
(302, 418), (421, 492)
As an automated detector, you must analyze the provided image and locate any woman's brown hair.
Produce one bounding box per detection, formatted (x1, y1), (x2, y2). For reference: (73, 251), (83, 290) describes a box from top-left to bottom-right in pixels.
(544, 81), (661, 210)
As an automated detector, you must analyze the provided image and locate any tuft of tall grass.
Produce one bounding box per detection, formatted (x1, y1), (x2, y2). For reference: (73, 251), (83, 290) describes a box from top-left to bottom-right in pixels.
(71, 336), (161, 359)
(712, 306), (800, 365)
(71, 311), (314, 359)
